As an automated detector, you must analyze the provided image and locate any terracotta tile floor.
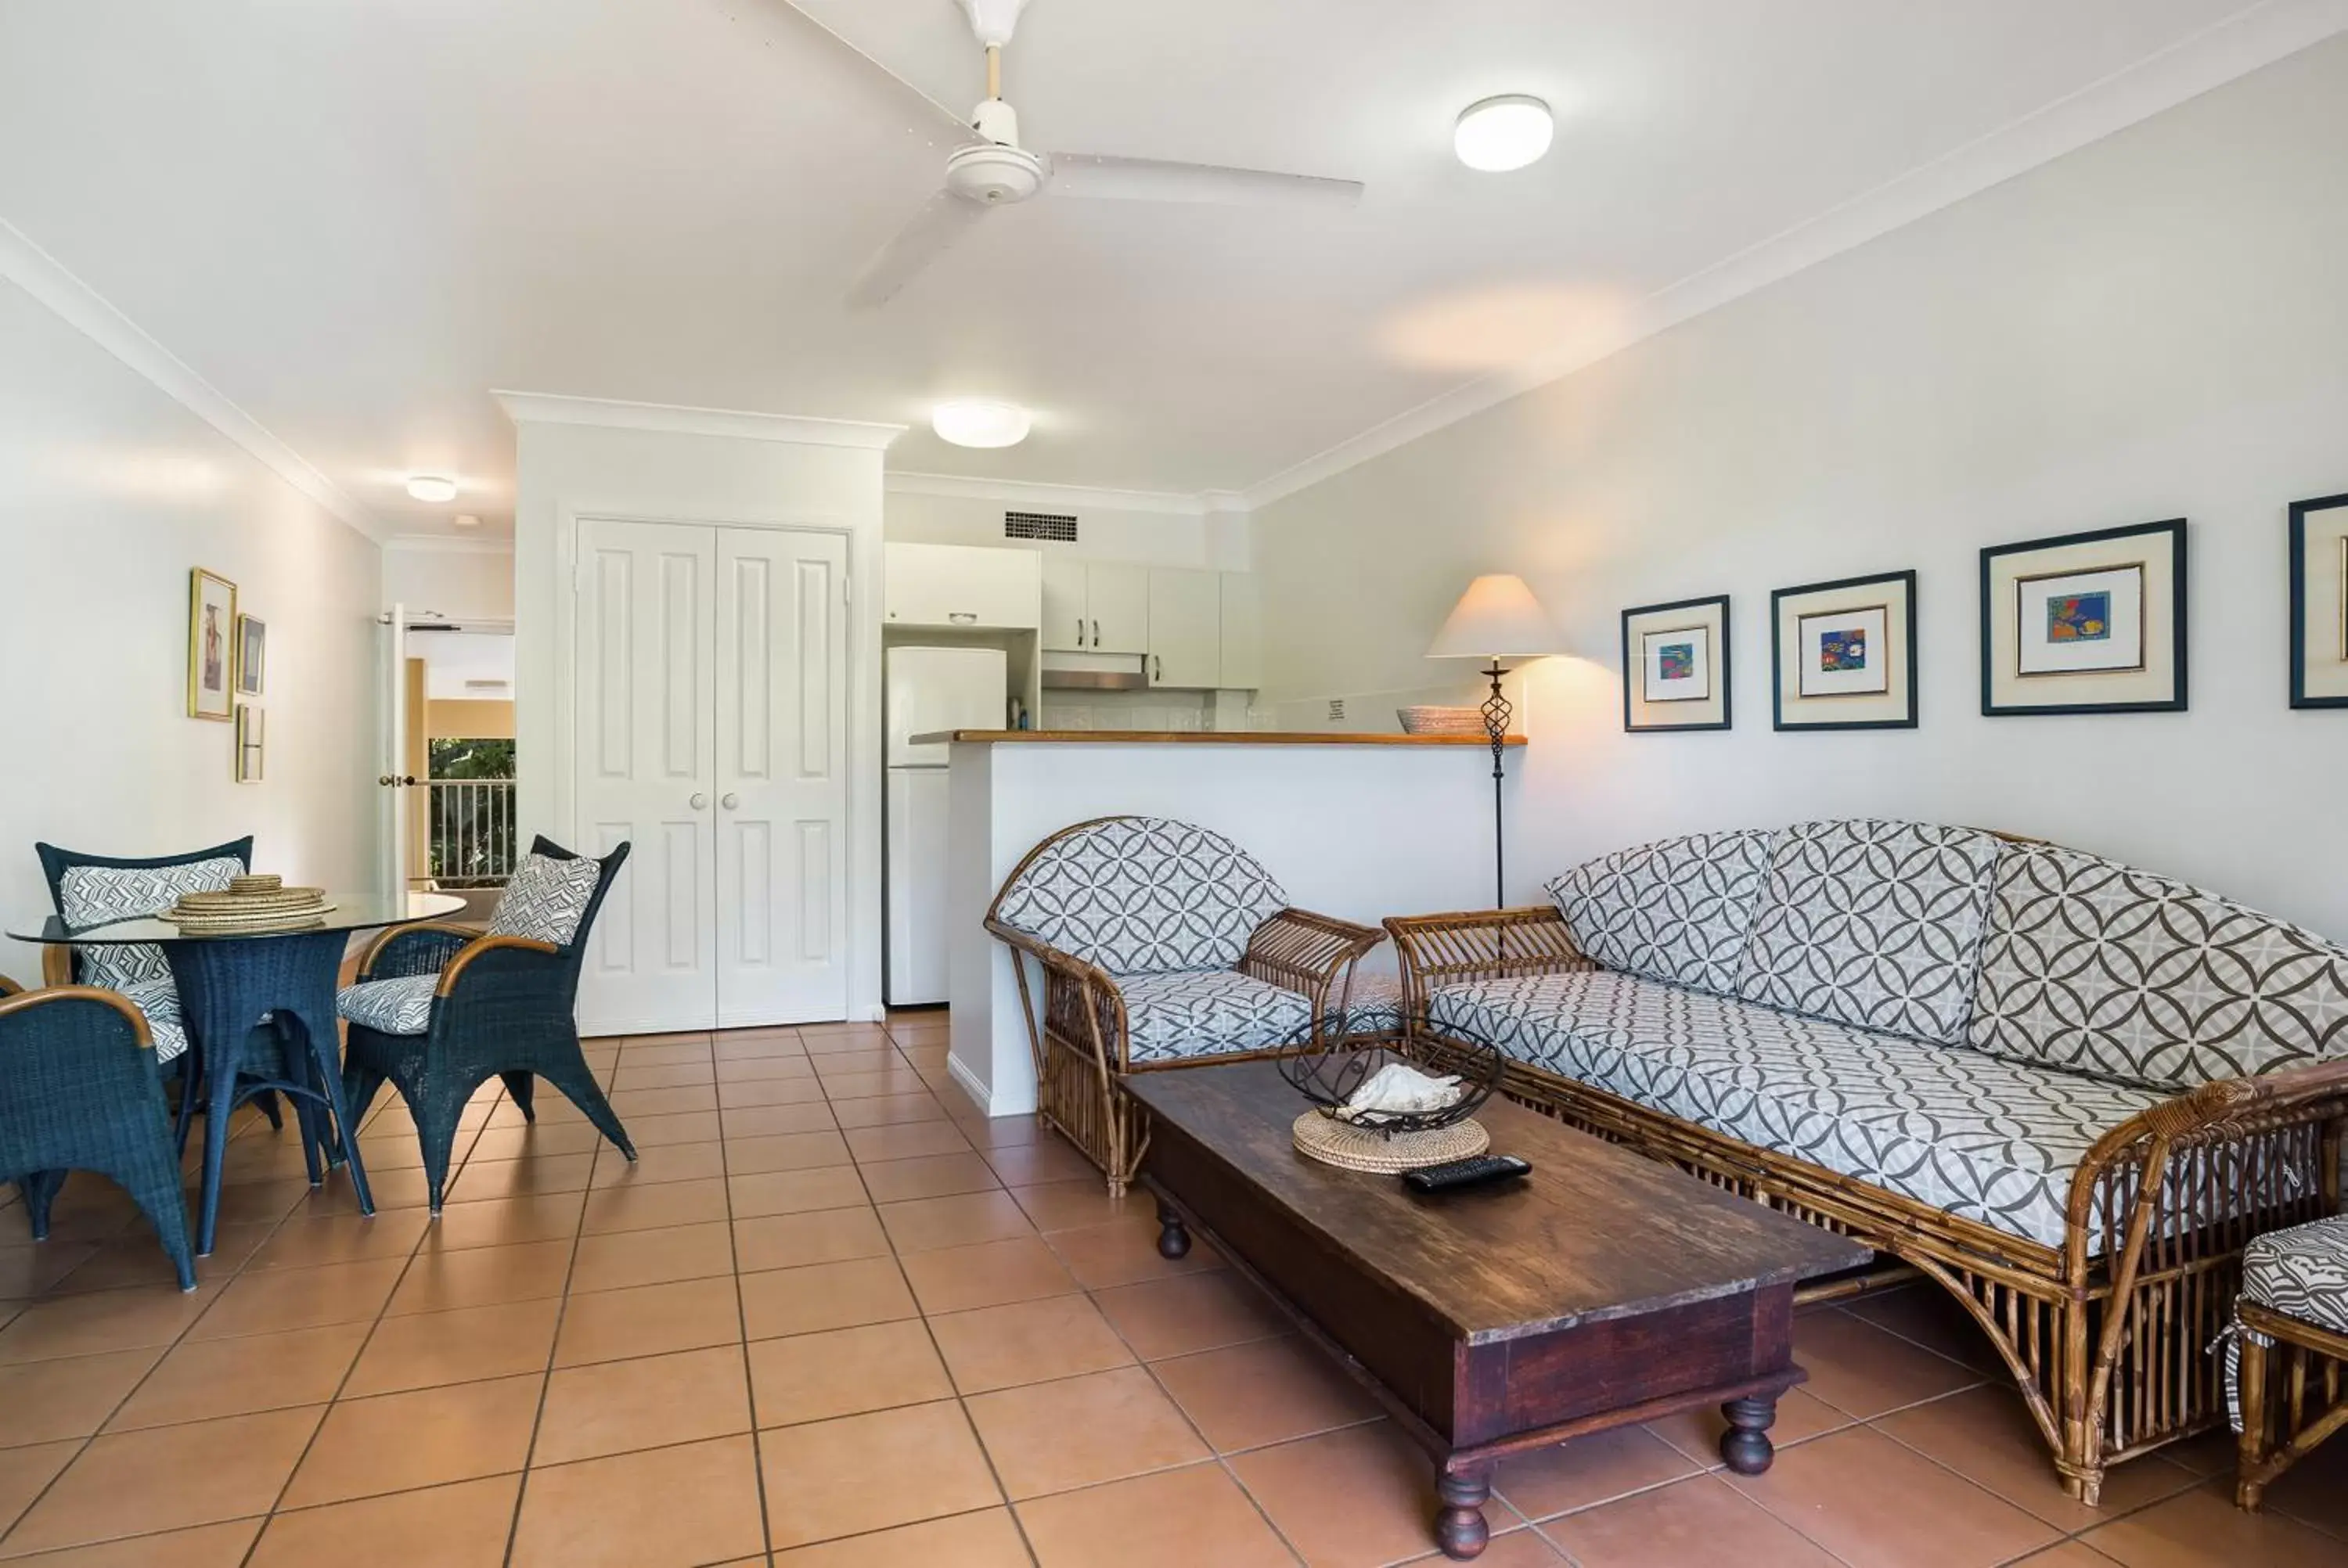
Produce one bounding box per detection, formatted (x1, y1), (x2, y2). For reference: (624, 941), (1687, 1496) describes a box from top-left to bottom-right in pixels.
(2, 1014), (2345, 1565)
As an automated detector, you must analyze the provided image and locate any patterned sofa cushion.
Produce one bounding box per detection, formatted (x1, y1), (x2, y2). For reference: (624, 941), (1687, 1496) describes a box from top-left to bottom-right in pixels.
(488, 852), (603, 947)
(1735, 819), (2004, 1047)
(994, 817), (1289, 975)
(1545, 829), (1774, 994)
(337, 975), (439, 1037)
(1428, 969), (2166, 1251)
(1969, 843), (2348, 1091)
(1118, 970), (1313, 1066)
(2226, 1214), (2348, 1430)
(58, 856), (243, 992)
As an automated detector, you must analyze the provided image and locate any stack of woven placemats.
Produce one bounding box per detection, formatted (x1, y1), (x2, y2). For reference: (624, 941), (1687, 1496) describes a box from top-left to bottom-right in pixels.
(163, 875), (335, 933)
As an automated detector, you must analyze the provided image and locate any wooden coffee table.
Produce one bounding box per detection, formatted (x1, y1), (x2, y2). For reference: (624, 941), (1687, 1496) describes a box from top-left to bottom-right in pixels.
(1125, 1060), (1871, 1559)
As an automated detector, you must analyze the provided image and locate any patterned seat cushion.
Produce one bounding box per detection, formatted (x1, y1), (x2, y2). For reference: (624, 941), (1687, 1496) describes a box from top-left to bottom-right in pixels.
(1338, 973), (1405, 1038)
(1427, 969), (2166, 1250)
(337, 975), (438, 1036)
(1968, 843), (2348, 1091)
(488, 853), (603, 946)
(1735, 819), (2004, 1047)
(1546, 829), (1774, 994)
(58, 856), (243, 991)
(995, 817), (1289, 975)
(2225, 1214), (2348, 1430)
(120, 980), (191, 1064)
(1118, 970), (1313, 1066)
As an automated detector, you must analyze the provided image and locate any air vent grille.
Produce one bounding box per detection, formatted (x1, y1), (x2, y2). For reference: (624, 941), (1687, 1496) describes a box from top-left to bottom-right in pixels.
(1004, 510), (1079, 542)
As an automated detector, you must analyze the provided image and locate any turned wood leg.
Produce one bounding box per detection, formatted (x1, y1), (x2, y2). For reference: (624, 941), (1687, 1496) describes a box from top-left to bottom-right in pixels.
(1435, 1468), (1491, 1560)
(1720, 1395), (1779, 1476)
(1154, 1199), (1190, 1260)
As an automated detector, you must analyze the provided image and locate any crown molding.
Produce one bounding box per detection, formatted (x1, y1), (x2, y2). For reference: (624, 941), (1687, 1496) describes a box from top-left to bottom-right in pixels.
(0, 215), (387, 540)
(382, 534), (515, 556)
(1237, 0), (2348, 512)
(884, 469), (1214, 517)
(492, 390), (906, 449)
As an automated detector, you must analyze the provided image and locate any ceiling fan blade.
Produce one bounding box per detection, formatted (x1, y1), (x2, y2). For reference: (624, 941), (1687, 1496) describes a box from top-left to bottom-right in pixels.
(715, 0), (982, 151)
(847, 190), (989, 309)
(1044, 153), (1362, 209)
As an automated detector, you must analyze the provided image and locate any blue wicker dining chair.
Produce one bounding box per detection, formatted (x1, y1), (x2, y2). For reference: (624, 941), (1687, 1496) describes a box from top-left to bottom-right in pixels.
(336, 837), (635, 1213)
(0, 976), (198, 1292)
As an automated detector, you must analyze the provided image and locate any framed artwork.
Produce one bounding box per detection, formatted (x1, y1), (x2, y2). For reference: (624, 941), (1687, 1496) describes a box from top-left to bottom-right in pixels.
(2290, 492), (2348, 710)
(1620, 593), (1730, 732)
(1770, 570), (1917, 731)
(1981, 518), (2186, 716)
(234, 705), (265, 783)
(235, 614), (267, 698)
(187, 568), (238, 721)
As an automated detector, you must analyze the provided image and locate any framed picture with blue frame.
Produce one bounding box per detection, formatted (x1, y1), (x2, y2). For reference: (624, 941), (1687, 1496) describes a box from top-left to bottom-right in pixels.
(1980, 518), (2187, 716)
(1770, 569), (1917, 731)
(1620, 593), (1730, 732)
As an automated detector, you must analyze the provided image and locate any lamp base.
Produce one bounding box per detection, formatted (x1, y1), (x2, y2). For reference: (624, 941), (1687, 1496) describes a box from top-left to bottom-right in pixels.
(1482, 663), (1510, 908)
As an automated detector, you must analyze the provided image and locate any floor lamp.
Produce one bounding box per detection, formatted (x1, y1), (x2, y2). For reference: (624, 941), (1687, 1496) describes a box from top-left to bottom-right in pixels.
(1428, 574), (1567, 908)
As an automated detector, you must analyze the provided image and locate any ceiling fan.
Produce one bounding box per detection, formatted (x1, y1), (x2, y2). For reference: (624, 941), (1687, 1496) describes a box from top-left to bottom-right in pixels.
(730, 0), (1364, 308)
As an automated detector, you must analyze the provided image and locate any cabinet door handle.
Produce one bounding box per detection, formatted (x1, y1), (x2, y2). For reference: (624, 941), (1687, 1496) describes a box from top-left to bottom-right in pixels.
(1154, 655), (1162, 683)
(949, 611), (977, 624)
(690, 793), (708, 811)
(1092, 618), (1101, 647)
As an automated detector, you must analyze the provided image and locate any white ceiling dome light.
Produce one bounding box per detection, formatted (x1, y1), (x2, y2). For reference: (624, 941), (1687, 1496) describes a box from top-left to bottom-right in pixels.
(931, 399), (1032, 449)
(405, 473), (459, 502)
(1453, 95), (1554, 172)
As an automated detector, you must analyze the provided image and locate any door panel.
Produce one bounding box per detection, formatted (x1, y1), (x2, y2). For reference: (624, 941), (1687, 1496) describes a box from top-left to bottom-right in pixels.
(1087, 564), (1151, 654)
(1040, 558), (1089, 651)
(574, 519), (718, 1034)
(1148, 568), (1222, 688)
(715, 528), (852, 1026)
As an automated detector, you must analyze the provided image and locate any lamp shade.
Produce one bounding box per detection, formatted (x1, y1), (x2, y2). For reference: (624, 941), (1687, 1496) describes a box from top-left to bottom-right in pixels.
(1426, 574), (1567, 660)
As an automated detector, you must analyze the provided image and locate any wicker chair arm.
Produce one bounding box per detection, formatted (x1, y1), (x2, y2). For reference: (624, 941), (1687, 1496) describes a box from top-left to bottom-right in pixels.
(358, 922), (484, 981)
(985, 917), (1132, 1073)
(984, 919), (1123, 994)
(437, 935), (564, 998)
(0, 973), (20, 998)
(0, 984), (154, 1047)
(1239, 908), (1382, 1003)
(1384, 905), (1591, 1022)
(40, 945), (71, 988)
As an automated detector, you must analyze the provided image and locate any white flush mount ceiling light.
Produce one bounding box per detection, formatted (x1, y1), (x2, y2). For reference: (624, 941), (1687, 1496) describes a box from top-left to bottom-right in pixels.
(931, 399), (1032, 448)
(1453, 95), (1554, 172)
(405, 473), (459, 503)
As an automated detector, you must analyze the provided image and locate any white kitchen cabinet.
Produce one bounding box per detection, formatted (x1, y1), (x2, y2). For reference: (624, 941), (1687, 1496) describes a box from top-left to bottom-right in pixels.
(1147, 568), (1222, 688)
(1219, 572), (1262, 689)
(883, 542), (1040, 630)
(1041, 558), (1089, 652)
(1039, 560), (1151, 653)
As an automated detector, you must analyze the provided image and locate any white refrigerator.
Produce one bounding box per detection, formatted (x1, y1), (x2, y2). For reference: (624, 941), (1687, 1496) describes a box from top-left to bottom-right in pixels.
(886, 646), (1009, 1005)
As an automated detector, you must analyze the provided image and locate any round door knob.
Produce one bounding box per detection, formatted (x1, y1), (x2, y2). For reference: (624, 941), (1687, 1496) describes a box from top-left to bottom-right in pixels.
(722, 793), (740, 810)
(377, 775), (395, 787)
(690, 793), (709, 810)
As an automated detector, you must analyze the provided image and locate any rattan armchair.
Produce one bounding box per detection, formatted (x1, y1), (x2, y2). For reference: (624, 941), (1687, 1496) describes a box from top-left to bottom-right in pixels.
(985, 815), (1381, 1196)
(338, 837), (635, 1213)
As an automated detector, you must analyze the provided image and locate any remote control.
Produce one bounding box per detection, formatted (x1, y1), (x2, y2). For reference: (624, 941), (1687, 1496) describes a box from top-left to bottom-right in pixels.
(1401, 1153), (1532, 1194)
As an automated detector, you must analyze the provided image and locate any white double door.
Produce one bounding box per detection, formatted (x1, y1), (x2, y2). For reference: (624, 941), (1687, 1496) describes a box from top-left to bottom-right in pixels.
(574, 519), (850, 1033)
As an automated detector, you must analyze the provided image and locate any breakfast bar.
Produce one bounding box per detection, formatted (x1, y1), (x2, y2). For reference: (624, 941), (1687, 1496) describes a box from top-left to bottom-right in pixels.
(920, 730), (1525, 1117)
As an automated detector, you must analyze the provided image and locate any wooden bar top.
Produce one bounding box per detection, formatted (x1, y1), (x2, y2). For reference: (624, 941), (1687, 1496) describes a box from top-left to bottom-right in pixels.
(916, 730), (1528, 746)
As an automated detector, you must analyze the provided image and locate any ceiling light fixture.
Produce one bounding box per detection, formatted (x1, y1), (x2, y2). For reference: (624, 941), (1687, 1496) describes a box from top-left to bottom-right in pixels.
(931, 399), (1032, 449)
(1453, 95), (1554, 173)
(405, 473), (459, 503)
(452, 513), (481, 530)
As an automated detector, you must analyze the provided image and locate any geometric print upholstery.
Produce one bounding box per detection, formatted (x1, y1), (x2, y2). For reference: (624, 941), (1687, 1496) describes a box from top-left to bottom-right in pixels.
(1426, 969), (2168, 1251)
(1735, 819), (2004, 1048)
(1546, 829), (1774, 994)
(1968, 842), (2348, 1091)
(57, 856), (243, 992)
(1116, 969), (1313, 1066)
(994, 817), (1289, 976)
(121, 979), (192, 1064)
(2226, 1214), (2348, 1431)
(487, 852), (603, 947)
(336, 975), (439, 1037)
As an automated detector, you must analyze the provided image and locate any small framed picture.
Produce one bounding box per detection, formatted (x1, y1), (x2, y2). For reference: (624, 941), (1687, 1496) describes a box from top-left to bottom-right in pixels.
(234, 704), (265, 783)
(1620, 594), (1730, 732)
(2290, 492), (2348, 710)
(1982, 519), (2185, 716)
(1770, 570), (1916, 731)
(188, 568), (238, 721)
(235, 614), (267, 698)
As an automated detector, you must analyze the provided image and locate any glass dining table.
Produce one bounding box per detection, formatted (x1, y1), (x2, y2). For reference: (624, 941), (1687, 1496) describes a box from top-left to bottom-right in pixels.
(9, 890), (466, 1253)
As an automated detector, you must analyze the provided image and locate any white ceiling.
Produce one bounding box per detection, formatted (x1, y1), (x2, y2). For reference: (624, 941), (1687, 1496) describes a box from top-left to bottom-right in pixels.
(0, 1), (2325, 539)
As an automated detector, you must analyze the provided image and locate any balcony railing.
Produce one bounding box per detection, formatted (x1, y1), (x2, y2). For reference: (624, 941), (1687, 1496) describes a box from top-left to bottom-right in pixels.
(427, 779), (517, 887)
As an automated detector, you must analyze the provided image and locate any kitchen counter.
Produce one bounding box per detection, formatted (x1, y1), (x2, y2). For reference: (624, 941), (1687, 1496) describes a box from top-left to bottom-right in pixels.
(913, 730), (1526, 746)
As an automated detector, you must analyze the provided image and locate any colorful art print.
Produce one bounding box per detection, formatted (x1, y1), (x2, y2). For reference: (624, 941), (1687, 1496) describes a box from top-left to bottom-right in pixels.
(1817, 626), (1867, 671)
(188, 569), (238, 721)
(1795, 604), (1890, 699)
(1771, 570), (1916, 731)
(1657, 642), (1696, 682)
(1980, 519), (2185, 717)
(1621, 594), (1730, 732)
(2044, 591), (2110, 644)
(2014, 563), (2145, 678)
(1640, 624), (1711, 703)
(235, 614), (267, 697)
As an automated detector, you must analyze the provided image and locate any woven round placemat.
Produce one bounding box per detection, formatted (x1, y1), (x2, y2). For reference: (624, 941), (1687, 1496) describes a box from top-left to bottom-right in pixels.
(164, 883), (333, 933)
(229, 874), (283, 895)
(1291, 1111), (1489, 1174)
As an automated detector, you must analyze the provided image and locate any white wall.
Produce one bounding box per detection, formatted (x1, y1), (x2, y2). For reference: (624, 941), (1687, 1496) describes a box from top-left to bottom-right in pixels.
(511, 416), (890, 1020)
(1256, 35), (2348, 937)
(383, 540), (514, 623)
(0, 275), (381, 973)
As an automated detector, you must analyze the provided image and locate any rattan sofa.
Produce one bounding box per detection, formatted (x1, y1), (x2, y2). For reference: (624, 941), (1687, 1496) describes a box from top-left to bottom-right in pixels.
(1387, 818), (2348, 1505)
(985, 815), (1381, 1195)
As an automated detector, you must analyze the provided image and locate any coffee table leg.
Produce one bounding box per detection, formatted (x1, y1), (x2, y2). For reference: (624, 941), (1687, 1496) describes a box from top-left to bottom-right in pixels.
(1720, 1395), (1779, 1475)
(1435, 1466), (1491, 1559)
(1154, 1199), (1190, 1260)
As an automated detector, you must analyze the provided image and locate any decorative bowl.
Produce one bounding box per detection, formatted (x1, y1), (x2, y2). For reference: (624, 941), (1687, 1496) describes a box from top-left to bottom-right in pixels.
(1275, 1021), (1502, 1137)
(1396, 705), (1486, 736)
